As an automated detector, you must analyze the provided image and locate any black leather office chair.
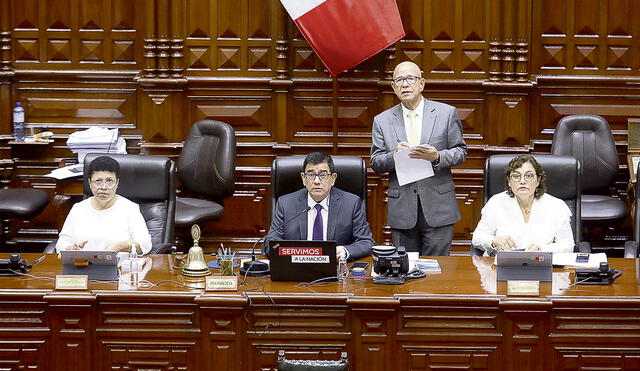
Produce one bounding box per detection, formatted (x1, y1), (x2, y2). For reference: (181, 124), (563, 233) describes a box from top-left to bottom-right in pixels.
(551, 115), (628, 223)
(175, 120), (236, 230)
(0, 188), (49, 248)
(471, 154), (586, 256)
(270, 155), (367, 220)
(46, 154), (176, 254)
(277, 350), (348, 371)
(624, 162), (640, 257)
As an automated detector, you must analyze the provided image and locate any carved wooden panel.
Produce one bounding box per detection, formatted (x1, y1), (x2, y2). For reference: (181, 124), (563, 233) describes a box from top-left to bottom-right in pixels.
(401, 345), (498, 370)
(0, 340), (49, 370)
(395, 0), (489, 79)
(11, 0), (144, 70)
(532, 0), (640, 75)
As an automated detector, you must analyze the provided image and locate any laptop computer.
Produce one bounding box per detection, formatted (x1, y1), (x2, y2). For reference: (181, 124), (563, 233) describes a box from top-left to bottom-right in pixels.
(496, 251), (552, 282)
(268, 240), (337, 282)
(60, 250), (120, 281)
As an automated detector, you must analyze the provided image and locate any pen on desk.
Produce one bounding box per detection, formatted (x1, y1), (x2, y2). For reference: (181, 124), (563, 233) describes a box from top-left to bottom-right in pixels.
(34, 255), (46, 265)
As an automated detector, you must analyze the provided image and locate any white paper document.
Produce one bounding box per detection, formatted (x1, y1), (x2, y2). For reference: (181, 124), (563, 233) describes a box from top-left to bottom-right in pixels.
(552, 252), (608, 268)
(393, 146), (434, 186)
(44, 164), (83, 180)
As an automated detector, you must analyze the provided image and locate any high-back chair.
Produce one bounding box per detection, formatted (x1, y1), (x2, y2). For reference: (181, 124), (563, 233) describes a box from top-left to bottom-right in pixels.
(471, 154), (584, 255)
(45, 154), (176, 254)
(0, 188), (49, 249)
(551, 115), (628, 223)
(175, 120), (236, 231)
(270, 155), (367, 221)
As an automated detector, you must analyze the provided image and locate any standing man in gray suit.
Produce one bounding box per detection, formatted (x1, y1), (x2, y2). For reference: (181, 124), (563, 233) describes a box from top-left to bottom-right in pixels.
(370, 61), (467, 255)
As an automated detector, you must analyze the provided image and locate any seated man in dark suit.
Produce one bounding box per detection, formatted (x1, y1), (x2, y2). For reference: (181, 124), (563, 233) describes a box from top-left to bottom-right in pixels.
(263, 152), (374, 261)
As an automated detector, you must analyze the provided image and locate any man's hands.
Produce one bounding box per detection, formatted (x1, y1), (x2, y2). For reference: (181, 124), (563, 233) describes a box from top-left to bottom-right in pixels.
(409, 145), (439, 162)
(336, 246), (348, 261)
(396, 141), (440, 162)
(396, 141), (410, 152)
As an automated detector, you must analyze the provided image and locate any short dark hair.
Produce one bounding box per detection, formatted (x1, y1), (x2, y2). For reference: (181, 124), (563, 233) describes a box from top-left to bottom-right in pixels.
(302, 152), (334, 173)
(87, 156), (120, 179)
(504, 154), (546, 199)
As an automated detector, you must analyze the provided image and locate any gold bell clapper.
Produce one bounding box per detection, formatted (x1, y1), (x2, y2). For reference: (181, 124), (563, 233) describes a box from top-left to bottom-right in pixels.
(181, 224), (211, 277)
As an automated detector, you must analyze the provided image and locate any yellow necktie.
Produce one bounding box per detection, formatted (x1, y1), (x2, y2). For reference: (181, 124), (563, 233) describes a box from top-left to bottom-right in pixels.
(407, 110), (420, 147)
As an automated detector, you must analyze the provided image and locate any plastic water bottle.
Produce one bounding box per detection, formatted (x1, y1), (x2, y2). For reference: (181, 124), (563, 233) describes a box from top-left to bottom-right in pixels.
(13, 102), (25, 142)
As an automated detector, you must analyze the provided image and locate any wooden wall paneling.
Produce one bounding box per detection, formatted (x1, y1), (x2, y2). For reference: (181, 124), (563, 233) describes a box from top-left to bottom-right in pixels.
(197, 295), (247, 371)
(95, 295), (200, 370)
(532, 0), (640, 76)
(501, 300), (550, 371)
(0, 294), (50, 370)
(45, 292), (95, 371)
(397, 297), (502, 370)
(549, 299), (640, 370)
(349, 298), (397, 371)
(244, 296), (351, 371)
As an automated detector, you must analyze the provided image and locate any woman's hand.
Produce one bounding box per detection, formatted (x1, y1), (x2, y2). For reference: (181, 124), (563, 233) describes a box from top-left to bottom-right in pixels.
(525, 243), (542, 252)
(105, 240), (141, 254)
(67, 241), (87, 250)
(491, 235), (517, 251)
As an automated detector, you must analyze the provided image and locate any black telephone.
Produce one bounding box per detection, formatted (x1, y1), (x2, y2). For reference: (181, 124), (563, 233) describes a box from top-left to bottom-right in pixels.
(574, 262), (621, 285)
(0, 254), (31, 276)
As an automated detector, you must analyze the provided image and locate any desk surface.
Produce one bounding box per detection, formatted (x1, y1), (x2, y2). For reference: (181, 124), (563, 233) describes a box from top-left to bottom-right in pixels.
(4, 254), (640, 371)
(4, 253), (639, 299)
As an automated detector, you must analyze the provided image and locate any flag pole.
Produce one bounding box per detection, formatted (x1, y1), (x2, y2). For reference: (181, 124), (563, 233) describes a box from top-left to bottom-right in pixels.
(332, 76), (338, 154)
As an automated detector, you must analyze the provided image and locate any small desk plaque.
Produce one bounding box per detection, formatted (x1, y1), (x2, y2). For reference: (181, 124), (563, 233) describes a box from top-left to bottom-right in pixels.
(55, 275), (88, 290)
(205, 276), (238, 291)
(507, 280), (540, 296)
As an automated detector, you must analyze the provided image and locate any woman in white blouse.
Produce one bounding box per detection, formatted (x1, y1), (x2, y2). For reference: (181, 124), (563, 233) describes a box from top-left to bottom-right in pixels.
(56, 156), (152, 255)
(471, 154), (574, 256)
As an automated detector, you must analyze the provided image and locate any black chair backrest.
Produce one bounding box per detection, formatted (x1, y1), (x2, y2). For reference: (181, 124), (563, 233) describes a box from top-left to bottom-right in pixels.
(178, 119), (236, 201)
(270, 155), (367, 220)
(484, 154), (582, 244)
(83, 153), (176, 252)
(550, 114), (618, 192)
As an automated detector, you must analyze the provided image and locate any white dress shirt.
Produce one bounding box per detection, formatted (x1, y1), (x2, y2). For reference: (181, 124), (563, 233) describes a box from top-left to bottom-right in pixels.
(307, 193), (329, 241)
(56, 196), (152, 255)
(471, 191), (574, 255)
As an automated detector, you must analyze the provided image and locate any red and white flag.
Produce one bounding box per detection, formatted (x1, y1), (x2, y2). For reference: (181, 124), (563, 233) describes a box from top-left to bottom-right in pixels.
(281, 0), (405, 76)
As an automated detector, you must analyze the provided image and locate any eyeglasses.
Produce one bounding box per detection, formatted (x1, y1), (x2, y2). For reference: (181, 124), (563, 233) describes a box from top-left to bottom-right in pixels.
(91, 178), (117, 188)
(509, 172), (536, 182)
(304, 172), (332, 181)
(393, 75), (421, 85)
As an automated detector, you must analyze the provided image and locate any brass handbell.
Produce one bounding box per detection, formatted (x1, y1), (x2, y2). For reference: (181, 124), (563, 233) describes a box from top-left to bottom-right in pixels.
(181, 225), (211, 277)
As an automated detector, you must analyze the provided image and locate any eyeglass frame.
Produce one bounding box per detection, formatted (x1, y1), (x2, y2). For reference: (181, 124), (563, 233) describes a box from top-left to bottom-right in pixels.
(509, 172), (537, 182)
(90, 178), (118, 188)
(392, 75), (422, 86)
(302, 171), (334, 182)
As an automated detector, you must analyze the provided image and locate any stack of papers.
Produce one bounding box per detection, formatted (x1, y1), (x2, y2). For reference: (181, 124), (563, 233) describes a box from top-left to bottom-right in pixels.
(414, 258), (442, 274)
(66, 127), (126, 162)
(45, 164), (83, 180)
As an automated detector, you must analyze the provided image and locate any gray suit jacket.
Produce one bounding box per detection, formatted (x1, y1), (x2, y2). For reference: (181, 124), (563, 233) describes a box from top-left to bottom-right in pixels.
(263, 188), (374, 261)
(370, 98), (467, 229)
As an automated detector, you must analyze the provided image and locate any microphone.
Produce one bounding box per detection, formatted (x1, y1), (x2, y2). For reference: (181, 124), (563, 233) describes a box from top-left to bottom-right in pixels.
(240, 206), (311, 277)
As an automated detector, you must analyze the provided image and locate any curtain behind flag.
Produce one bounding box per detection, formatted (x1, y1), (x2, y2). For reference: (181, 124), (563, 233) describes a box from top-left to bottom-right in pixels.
(281, 0), (405, 76)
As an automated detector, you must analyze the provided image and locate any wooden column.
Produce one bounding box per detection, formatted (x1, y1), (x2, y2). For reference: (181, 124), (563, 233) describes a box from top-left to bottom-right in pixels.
(143, 0), (158, 77)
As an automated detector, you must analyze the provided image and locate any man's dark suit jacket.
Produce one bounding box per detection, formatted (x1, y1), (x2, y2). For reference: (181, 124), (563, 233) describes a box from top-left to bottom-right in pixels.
(263, 188), (374, 261)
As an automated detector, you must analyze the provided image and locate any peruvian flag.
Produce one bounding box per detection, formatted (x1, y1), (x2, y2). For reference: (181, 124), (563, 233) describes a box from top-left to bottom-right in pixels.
(281, 0), (405, 76)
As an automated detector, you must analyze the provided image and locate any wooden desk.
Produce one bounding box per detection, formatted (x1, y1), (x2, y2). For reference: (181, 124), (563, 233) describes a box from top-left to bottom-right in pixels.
(2, 254), (640, 371)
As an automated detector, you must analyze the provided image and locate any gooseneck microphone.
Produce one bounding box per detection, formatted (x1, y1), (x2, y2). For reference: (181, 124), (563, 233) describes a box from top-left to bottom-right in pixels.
(239, 206), (311, 277)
